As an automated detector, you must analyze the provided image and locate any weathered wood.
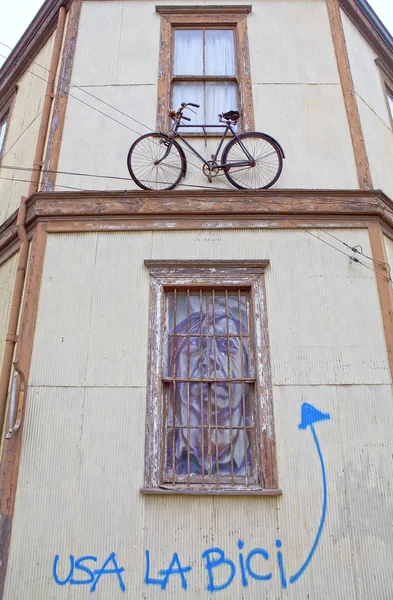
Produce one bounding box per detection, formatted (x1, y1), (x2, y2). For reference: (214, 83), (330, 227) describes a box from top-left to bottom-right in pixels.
(326, 0), (373, 189)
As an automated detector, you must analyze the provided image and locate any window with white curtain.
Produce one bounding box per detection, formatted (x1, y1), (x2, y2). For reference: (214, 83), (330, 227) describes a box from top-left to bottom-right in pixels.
(172, 28), (238, 130)
(387, 89), (393, 121)
(0, 117), (8, 158)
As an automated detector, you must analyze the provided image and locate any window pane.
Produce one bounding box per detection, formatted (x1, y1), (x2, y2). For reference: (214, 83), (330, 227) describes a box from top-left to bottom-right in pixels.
(0, 119), (7, 156)
(388, 92), (393, 120)
(206, 82), (237, 124)
(165, 289), (254, 482)
(174, 30), (203, 75)
(172, 82), (204, 131)
(205, 30), (235, 76)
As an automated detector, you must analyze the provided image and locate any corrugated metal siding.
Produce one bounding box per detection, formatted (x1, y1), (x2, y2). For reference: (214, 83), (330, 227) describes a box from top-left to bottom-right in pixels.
(5, 228), (393, 599)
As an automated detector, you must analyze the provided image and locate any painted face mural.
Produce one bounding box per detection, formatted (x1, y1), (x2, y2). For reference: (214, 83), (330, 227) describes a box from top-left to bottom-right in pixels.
(165, 291), (254, 481)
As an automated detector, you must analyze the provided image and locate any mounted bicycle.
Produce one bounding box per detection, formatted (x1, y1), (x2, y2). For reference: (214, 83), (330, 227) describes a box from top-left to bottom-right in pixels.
(127, 102), (285, 191)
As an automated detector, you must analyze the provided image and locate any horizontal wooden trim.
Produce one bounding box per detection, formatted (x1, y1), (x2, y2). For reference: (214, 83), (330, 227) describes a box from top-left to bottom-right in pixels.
(1, 189), (393, 261)
(156, 5), (252, 15)
(140, 487), (282, 496)
(172, 75), (237, 82)
(145, 259), (270, 271)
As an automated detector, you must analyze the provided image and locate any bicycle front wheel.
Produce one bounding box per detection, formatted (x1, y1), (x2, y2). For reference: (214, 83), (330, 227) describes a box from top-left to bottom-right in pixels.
(127, 133), (185, 191)
(222, 132), (283, 190)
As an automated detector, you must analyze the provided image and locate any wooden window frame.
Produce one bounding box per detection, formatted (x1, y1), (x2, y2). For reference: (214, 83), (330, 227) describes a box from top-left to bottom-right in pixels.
(141, 260), (280, 496)
(0, 87), (17, 163)
(156, 6), (255, 135)
(0, 109), (10, 160)
(375, 58), (393, 132)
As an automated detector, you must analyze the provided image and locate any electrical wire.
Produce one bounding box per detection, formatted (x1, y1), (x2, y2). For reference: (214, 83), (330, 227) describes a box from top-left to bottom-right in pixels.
(0, 46), (390, 279)
(0, 45), (223, 181)
(0, 159), (391, 279)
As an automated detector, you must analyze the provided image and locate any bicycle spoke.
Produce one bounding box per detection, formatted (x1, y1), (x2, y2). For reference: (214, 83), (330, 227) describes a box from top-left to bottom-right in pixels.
(223, 133), (282, 190)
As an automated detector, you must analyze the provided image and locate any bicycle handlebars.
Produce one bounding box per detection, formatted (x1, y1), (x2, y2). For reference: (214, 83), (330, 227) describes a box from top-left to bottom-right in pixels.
(169, 102), (200, 122)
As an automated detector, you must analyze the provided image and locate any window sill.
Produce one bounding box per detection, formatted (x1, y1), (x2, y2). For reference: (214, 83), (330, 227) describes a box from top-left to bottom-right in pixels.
(140, 487), (282, 496)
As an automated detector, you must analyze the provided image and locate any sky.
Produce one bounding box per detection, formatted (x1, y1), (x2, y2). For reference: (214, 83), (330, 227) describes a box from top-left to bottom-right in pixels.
(0, 0), (392, 68)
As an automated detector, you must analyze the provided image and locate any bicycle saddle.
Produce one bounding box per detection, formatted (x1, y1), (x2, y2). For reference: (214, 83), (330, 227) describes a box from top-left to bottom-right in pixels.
(221, 110), (240, 123)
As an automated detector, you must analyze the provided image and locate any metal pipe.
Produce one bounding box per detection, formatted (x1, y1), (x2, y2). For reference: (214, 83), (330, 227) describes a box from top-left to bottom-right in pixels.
(0, 7), (66, 438)
(29, 6), (66, 196)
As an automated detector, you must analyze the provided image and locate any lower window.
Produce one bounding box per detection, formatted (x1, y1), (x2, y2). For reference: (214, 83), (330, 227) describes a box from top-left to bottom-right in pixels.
(142, 260), (279, 495)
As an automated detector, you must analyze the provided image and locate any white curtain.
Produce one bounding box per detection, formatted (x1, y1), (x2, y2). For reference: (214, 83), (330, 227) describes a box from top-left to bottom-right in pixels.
(173, 29), (237, 128)
(0, 120), (7, 155)
(206, 82), (237, 124)
(174, 30), (203, 75)
(205, 30), (235, 76)
(172, 83), (204, 131)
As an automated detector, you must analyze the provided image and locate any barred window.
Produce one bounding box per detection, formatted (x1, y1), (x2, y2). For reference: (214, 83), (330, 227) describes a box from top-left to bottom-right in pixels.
(142, 261), (279, 496)
(164, 289), (255, 486)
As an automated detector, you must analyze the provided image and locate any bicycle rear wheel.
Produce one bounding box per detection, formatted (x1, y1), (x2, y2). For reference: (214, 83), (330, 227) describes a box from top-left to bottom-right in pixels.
(127, 133), (185, 191)
(222, 132), (283, 190)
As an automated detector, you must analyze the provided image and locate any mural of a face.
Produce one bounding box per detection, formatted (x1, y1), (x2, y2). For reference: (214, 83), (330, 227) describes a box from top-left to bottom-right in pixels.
(166, 293), (253, 480)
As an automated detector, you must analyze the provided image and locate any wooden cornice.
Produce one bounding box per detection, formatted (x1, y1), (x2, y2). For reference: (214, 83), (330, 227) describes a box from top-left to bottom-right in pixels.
(1, 189), (393, 262)
(339, 0), (393, 69)
(0, 0), (74, 114)
(156, 5), (252, 15)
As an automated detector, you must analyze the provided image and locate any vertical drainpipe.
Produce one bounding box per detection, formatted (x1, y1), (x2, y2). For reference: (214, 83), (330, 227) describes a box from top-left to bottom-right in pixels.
(0, 6), (66, 437)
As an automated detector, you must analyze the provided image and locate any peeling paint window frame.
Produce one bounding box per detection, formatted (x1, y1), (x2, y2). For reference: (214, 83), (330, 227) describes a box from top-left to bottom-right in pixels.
(0, 114), (9, 160)
(155, 6), (255, 135)
(386, 85), (393, 130)
(141, 260), (280, 496)
(375, 58), (393, 132)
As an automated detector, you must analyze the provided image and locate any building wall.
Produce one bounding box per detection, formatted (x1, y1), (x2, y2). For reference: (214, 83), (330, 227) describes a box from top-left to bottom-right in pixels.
(0, 30), (57, 225)
(0, 254), (18, 374)
(55, 0), (359, 192)
(4, 228), (393, 599)
(341, 10), (393, 199)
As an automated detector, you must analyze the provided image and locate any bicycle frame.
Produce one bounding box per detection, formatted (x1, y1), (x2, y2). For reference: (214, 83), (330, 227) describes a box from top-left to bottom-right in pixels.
(156, 121), (255, 171)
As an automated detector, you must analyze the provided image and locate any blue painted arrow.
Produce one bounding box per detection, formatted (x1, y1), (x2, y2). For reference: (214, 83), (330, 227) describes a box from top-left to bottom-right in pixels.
(289, 403), (330, 585)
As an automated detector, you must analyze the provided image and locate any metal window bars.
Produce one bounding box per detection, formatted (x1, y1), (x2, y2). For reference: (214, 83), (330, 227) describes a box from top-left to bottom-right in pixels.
(162, 287), (257, 488)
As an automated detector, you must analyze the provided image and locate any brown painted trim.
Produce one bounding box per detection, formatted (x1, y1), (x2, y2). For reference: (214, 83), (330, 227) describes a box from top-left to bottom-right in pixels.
(0, 1), (73, 111)
(141, 487), (282, 495)
(0, 223), (47, 600)
(41, 0), (83, 191)
(43, 216), (372, 233)
(156, 5), (252, 15)
(156, 9), (254, 133)
(326, 0), (373, 190)
(368, 222), (393, 383)
(143, 260), (278, 492)
(1, 188), (393, 259)
(339, 0), (393, 70)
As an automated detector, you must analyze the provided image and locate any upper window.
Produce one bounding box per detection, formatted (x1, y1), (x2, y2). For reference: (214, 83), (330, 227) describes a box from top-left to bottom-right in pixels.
(156, 6), (254, 134)
(0, 116), (8, 158)
(142, 260), (279, 495)
(387, 88), (393, 121)
(172, 28), (238, 128)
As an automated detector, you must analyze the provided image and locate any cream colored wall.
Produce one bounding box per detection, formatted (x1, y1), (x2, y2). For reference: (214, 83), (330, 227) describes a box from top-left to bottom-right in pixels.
(341, 10), (393, 199)
(0, 31), (56, 225)
(55, 0), (358, 192)
(0, 253), (18, 367)
(5, 228), (393, 599)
